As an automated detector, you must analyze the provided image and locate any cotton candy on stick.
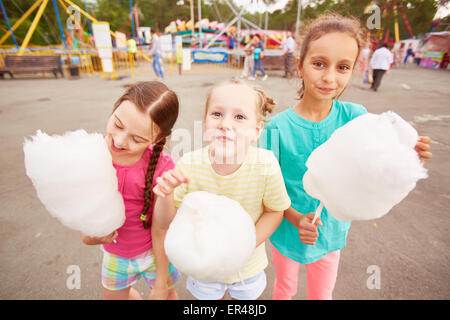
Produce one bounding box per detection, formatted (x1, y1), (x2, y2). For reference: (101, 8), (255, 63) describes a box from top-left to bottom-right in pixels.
(164, 191), (256, 282)
(303, 111), (428, 223)
(24, 130), (125, 237)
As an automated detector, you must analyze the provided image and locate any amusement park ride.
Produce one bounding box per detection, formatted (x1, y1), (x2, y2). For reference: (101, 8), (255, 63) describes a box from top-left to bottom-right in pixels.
(0, 0), (108, 53)
(1, 0), (448, 75)
(0, 0), (290, 53)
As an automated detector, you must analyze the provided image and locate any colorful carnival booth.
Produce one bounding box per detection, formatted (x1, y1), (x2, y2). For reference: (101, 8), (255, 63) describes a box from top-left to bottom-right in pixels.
(418, 31), (450, 69)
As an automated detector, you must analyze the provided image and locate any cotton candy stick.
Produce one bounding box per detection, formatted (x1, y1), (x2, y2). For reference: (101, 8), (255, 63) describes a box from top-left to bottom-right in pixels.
(312, 201), (323, 225)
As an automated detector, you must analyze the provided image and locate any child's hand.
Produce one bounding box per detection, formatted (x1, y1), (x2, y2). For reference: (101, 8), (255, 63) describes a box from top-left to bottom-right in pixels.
(153, 169), (189, 198)
(149, 285), (169, 300)
(415, 136), (432, 163)
(297, 213), (322, 246)
(81, 230), (118, 245)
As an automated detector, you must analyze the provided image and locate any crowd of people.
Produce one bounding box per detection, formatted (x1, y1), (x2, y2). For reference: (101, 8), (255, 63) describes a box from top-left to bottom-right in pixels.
(239, 33), (268, 81)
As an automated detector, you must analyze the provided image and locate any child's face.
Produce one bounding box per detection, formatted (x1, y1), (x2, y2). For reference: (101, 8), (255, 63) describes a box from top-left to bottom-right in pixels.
(298, 32), (359, 101)
(106, 100), (157, 163)
(204, 84), (263, 164)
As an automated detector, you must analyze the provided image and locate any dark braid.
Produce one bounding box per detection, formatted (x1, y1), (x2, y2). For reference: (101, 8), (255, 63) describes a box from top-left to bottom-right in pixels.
(141, 138), (166, 229)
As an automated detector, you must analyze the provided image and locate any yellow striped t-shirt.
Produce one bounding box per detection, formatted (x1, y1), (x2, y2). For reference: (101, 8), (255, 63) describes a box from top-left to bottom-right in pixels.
(173, 145), (291, 284)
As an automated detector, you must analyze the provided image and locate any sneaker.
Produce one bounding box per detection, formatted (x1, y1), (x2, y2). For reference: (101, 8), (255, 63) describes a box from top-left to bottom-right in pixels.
(262, 75), (268, 81)
(248, 76), (256, 81)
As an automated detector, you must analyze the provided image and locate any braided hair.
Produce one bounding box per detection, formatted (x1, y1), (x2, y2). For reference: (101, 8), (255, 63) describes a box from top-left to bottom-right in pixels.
(141, 138), (165, 229)
(113, 81), (179, 229)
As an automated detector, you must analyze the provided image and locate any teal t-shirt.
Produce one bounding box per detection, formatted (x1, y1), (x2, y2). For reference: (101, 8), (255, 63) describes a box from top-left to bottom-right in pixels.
(259, 100), (368, 264)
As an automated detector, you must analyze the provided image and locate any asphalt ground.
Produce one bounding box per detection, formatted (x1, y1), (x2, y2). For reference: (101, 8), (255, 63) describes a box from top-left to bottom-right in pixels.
(0, 62), (449, 300)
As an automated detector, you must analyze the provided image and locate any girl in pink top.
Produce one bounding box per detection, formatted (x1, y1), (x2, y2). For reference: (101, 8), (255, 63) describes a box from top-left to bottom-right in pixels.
(81, 81), (180, 300)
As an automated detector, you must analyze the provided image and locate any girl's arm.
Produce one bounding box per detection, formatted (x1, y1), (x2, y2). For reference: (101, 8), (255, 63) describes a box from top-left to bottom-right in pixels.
(153, 193), (177, 230)
(149, 219), (170, 300)
(81, 230), (118, 245)
(254, 206), (283, 247)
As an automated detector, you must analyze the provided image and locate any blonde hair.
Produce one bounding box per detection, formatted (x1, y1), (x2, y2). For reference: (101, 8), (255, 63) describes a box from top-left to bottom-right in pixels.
(296, 13), (366, 99)
(204, 79), (276, 122)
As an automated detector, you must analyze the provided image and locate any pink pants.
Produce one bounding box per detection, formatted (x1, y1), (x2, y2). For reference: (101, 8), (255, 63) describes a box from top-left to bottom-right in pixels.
(271, 243), (341, 300)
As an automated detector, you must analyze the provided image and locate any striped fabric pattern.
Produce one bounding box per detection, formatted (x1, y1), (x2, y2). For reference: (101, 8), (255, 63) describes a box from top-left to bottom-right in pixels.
(174, 146), (291, 284)
(101, 248), (181, 291)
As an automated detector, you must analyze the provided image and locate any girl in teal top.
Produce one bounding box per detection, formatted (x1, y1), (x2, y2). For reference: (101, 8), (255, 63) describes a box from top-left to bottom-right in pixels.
(259, 14), (432, 300)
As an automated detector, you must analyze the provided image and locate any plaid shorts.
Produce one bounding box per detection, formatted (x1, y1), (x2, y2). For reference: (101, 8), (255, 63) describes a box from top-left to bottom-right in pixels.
(101, 248), (181, 291)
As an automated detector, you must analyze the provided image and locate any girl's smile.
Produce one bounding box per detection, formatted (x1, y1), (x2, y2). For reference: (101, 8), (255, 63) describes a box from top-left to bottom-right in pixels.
(216, 135), (234, 143)
(317, 87), (336, 94)
(110, 138), (126, 152)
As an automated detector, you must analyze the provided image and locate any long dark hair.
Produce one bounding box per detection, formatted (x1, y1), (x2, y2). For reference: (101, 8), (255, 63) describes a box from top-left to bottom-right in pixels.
(113, 81), (179, 229)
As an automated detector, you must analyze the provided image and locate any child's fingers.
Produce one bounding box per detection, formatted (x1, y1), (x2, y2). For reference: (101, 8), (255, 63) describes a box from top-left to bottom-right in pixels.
(111, 231), (118, 243)
(161, 170), (188, 188)
(302, 213), (319, 231)
(161, 172), (179, 187)
(155, 176), (172, 192)
(152, 186), (166, 198)
(299, 236), (318, 245)
(299, 227), (318, 238)
(419, 151), (433, 163)
(172, 170), (189, 184)
(419, 151), (433, 160)
(418, 136), (431, 143)
(314, 217), (323, 226)
(415, 142), (430, 152)
(159, 184), (173, 195)
(153, 179), (171, 197)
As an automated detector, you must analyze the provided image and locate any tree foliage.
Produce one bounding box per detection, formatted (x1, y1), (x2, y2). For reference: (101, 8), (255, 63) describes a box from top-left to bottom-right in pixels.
(0, 0), (444, 46)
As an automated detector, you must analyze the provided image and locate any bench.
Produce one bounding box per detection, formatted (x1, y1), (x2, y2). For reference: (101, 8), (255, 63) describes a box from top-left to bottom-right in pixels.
(0, 55), (64, 79)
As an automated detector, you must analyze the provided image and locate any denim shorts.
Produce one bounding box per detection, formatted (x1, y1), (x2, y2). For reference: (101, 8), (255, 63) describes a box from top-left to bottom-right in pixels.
(186, 271), (266, 300)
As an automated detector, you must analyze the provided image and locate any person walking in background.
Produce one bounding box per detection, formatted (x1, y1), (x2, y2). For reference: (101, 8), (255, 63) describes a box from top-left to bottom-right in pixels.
(369, 43), (393, 92)
(403, 43), (415, 65)
(149, 29), (165, 80)
(282, 32), (296, 79)
(127, 37), (137, 62)
(249, 34), (268, 81)
(240, 34), (256, 79)
(359, 44), (371, 83)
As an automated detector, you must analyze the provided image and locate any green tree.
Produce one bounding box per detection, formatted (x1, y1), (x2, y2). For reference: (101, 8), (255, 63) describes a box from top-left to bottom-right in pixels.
(0, 0), (442, 46)
(1, 0), (89, 46)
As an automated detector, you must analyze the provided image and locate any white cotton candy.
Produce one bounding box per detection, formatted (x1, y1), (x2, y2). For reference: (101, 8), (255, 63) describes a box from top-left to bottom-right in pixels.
(164, 191), (256, 282)
(303, 111), (428, 222)
(24, 130), (125, 237)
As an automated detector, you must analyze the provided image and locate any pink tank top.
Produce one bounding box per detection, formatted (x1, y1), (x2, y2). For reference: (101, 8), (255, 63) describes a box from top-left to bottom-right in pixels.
(103, 145), (175, 258)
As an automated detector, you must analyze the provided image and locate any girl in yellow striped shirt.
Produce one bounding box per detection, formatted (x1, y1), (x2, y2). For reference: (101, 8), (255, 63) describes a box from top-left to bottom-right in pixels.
(153, 79), (291, 300)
